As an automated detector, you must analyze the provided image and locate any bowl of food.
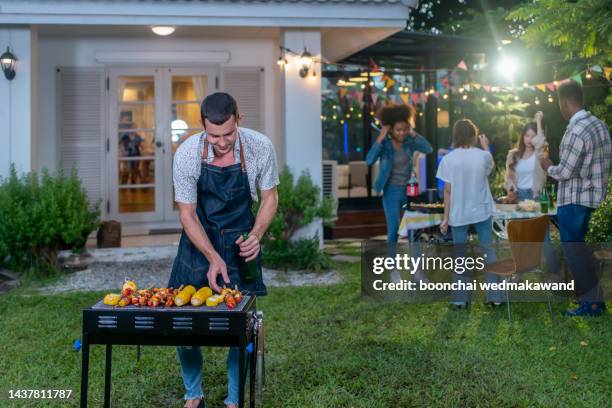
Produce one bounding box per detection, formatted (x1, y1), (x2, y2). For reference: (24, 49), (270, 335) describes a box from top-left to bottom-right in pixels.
(518, 199), (539, 212)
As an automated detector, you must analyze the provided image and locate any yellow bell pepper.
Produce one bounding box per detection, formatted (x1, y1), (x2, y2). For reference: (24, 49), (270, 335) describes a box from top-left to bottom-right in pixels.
(103, 293), (121, 306)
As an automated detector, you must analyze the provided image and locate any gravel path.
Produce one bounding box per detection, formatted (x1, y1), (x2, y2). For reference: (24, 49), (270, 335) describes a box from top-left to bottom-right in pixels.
(42, 246), (342, 293)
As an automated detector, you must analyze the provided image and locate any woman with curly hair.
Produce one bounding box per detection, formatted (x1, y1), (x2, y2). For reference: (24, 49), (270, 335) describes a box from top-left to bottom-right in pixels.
(366, 103), (433, 254)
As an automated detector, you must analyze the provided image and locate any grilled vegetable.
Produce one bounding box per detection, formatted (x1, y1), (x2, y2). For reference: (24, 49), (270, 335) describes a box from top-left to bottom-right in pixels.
(131, 296), (140, 305)
(191, 287), (213, 306)
(205, 294), (224, 307)
(122, 280), (137, 297)
(174, 285), (196, 306)
(224, 294), (237, 309)
(103, 293), (121, 306)
(138, 296), (147, 306)
(118, 295), (132, 307)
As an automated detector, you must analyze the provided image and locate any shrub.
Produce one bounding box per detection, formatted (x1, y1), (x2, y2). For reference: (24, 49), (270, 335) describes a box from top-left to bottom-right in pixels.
(255, 167), (335, 271)
(0, 166), (100, 276)
(586, 177), (612, 244)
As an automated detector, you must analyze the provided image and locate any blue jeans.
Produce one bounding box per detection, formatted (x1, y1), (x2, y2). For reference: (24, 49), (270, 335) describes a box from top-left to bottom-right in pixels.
(556, 204), (601, 302)
(516, 189), (561, 274)
(383, 185), (408, 257)
(176, 346), (239, 404)
(451, 217), (503, 303)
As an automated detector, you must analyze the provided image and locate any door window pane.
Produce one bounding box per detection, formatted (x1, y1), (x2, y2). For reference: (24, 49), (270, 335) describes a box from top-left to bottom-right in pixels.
(117, 76), (155, 102)
(119, 187), (155, 213)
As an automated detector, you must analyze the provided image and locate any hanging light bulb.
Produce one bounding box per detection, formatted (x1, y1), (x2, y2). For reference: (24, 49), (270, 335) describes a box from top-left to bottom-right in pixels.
(514, 95), (519, 101)
(548, 95), (554, 103)
(585, 70), (592, 79)
(481, 97), (487, 102)
(459, 87), (465, 93)
(462, 94), (468, 100)
(523, 82), (529, 88)
(443, 94), (449, 100)
(535, 98), (540, 105)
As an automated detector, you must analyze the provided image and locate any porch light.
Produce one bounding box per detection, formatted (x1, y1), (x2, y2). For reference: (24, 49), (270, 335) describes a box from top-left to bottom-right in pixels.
(299, 48), (313, 78)
(1, 47), (17, 80)
(151, 26), (175, 36)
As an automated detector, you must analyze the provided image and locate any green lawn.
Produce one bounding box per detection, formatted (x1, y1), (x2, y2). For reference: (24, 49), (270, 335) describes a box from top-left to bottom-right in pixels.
(0, 260), (610, 408)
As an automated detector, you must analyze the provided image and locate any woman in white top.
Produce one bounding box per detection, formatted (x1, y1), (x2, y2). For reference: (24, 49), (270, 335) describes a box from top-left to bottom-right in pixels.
(436, 119), (502, 307)
(504, 111), (548, 201)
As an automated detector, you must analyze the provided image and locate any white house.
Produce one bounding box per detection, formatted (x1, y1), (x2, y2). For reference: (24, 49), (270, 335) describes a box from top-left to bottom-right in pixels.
(0, 0), (416, 235)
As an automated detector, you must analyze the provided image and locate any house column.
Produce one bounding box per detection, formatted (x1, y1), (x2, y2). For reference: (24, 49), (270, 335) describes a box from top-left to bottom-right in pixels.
(0, 26), (36, 178)
(280, 29), (323, 243)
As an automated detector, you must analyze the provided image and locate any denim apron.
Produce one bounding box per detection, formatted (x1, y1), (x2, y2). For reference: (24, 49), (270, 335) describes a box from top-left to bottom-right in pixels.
(168, 134), (267, 296)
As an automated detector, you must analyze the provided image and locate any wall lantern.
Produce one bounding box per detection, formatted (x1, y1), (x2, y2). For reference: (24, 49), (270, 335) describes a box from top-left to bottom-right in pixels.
(1, 47), (17, 80)
(299, 48), (313, 78)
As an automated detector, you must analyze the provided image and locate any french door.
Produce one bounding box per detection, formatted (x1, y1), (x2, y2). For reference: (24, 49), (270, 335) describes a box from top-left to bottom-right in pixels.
(108, 67), (216, 223)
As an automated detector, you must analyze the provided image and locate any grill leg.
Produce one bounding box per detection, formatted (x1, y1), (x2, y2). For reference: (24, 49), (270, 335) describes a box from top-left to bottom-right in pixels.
(80, 334), (90, 408)
(104, 344), (112, 408)
(238, 342), (246, 408)
(249, 340), (256, 408)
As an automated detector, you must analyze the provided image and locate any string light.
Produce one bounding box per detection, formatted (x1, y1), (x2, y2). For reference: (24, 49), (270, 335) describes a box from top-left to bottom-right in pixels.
(534, 98), (540, 105)
(462, 94), (468, 100)
(383, 87), (388, 92)
(349, 107), (354, 112)
(358, 113), (363, 118)
(586, 70), (592, 79)
(548, 95), (554, 103)
(418, 112), (424, 116)
(459, 87), (465, 93)
(514, 95), (519, 101)
(497, 101), (503, 107)
(443, 94), (448, 100)
(369, 81), (374, 86)
(523, 82), (529, 88)
(481, 97), (487, 102)
(361, 84), (365, 89)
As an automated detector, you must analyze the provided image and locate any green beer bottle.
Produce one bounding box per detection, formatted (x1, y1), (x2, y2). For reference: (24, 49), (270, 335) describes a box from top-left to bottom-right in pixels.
(540, 187), (549, 214)
(241, 232), (258, 281)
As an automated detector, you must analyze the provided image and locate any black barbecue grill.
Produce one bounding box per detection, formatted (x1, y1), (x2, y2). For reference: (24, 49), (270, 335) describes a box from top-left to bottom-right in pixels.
(80, 295), (264, 408)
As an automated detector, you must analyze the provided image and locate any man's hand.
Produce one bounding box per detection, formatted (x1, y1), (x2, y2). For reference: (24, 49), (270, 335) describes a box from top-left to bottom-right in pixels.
(540, 156), (553, 172)
(207, 253), (229, 293)
(236, 233), (261, 262)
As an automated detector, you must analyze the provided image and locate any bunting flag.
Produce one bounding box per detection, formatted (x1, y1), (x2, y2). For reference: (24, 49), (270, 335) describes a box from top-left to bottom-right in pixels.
(592, 65), (603, 73)
(442, 77), (449, 89)
(456, 60), (468, 71)
(400, 94), (409, 105)
(483, 85), (491, 92)
(473, 83), (481, 90)
(571, 74), (583, 85)
(411, 93), (419, 104)
(434, 91), (440, 98)
(338, 88), (347, 99)
(536, 84), (546, 92)
(604, 68), (612, 80)
(356, 91), (364, 101)
(546, 83), (556, 92)
(372, 93), (379, 105)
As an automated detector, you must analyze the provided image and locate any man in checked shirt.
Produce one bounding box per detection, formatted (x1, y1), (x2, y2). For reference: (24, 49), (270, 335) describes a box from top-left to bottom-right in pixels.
(540, 80), (611, 317)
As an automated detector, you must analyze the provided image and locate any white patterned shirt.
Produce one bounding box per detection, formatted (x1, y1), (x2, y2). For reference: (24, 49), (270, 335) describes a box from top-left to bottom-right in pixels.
(173, 127), (279, 203)
(547, 110), (611, 208)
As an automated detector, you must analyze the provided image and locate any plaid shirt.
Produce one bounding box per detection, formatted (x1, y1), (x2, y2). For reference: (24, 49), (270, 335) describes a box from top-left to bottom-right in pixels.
(548, 110), (611, 208)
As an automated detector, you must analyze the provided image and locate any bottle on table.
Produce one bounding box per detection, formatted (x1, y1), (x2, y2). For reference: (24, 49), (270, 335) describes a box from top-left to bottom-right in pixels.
(406, 172), (419, 197)
(540, 187), (549, 214)
(241, 232), (258, 281)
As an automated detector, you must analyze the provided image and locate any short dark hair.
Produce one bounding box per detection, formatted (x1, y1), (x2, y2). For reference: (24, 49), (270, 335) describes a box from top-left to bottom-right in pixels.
(452, 119), (478, 148)
(200, 92), (238, 125)
(377, 103), (415, 127)
(557, 80), (583, 105)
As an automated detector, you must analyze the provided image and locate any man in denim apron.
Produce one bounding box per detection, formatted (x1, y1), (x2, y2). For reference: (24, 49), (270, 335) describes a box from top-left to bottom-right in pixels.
(169, 92), (279, 408)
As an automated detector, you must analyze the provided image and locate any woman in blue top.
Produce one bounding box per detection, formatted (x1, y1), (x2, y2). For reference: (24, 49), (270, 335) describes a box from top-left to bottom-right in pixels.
(366, 104), (433, 255)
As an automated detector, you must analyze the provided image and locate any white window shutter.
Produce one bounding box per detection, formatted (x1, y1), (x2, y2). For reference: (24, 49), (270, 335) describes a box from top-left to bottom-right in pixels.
(57, 67), (105, 208)
(221, 67), (264, 133)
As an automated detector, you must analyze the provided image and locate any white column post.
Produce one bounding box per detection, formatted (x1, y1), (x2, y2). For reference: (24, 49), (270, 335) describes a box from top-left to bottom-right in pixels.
(0, 26), (34, 178)
(280, 29), (323, 243)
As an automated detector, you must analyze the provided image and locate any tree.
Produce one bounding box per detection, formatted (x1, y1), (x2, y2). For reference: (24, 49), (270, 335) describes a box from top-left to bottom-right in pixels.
(507, 0), (612, 67)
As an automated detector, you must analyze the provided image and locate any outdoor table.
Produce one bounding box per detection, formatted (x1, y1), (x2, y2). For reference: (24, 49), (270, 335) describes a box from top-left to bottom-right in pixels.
(493, 207), (558, 240)
(398, 210), (444, 240)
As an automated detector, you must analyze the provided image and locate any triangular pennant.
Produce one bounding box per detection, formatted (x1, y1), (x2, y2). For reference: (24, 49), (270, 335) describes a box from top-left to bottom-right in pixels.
(457, 60), (468, 70)
(434, 91), (439, 98)
(411, 94), (419, 104)
(473, 83), (481, 90)
(372, 93), (379, 105)
(536, 84), (546, 92)
(401, 94), (409, 105)
(483, 85), (491, 92)
(546, 83), (556, 92)
(338, 88), (347, 99)
(356, 91), (364, 101)
(571, 74), (583, 85)
(604, 67), (612, 80)
(592, 65), (603, 73)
